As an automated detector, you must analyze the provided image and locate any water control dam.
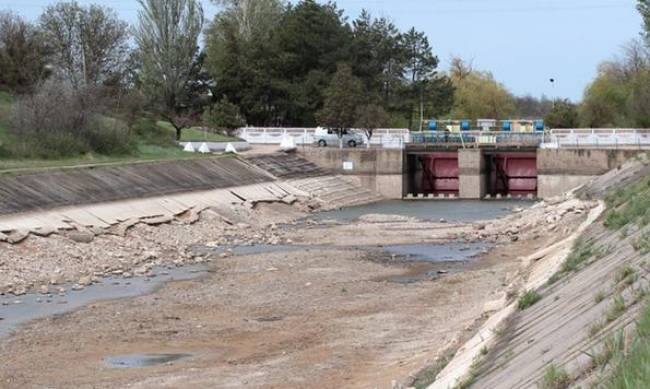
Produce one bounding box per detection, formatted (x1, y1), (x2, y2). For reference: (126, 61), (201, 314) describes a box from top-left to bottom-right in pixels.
(299, 146), (641, 200)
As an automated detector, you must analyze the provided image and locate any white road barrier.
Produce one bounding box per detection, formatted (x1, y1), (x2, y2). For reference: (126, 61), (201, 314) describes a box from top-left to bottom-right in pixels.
(238, 127), (410, 148)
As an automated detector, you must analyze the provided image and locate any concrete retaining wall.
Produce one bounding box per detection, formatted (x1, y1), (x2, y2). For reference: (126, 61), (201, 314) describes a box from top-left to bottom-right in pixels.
(0, 157), (273, 216)
(537, 149), (641, 198)
(298, 148), (404, 198)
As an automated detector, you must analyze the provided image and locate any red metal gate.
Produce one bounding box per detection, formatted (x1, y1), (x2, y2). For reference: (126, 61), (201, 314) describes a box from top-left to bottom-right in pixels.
(490, 152), (537, 196)
(420, 153), (459, 195)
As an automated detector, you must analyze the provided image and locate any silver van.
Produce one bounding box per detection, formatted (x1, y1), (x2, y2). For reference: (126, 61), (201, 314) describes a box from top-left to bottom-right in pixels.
(314, 127), (365, 148)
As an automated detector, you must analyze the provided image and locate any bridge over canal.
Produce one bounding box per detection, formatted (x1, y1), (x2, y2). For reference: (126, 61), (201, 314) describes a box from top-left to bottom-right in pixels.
(295, 129), (650, 200)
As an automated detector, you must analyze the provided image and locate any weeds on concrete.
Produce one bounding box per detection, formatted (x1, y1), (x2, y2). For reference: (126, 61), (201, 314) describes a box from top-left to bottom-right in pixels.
(518, 290), (542, 310)
(540, 363), (571, 389)
(549, 241), (604, 285)
(603, 296), (650, 388)
(589, 330), (625, 370)
(589, 320), (606, 338)
(632, 233), (650, 254)
(452, 350), (487, 389)
(412, 352), (454, 389)
(594, 291), (607, 304)
(562, 242), (602, 274)
(614, 266), (638, 288)
(604, 176), (650, 230)
(606, 296), (627, 323)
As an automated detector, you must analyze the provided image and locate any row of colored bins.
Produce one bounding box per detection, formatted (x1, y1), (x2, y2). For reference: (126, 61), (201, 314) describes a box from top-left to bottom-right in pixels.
(428, 120), (545, 132)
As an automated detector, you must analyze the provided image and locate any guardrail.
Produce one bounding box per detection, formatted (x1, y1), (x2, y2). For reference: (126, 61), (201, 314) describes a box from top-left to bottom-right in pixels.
(238, 127), (650, 150)
(543, 129), (650, 149)
(238, 127), (410, 148)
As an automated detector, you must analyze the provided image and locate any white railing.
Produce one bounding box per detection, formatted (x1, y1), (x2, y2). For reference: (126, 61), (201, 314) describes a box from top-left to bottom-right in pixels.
(238, 127), (410, 148)
(543, 129), (650, 149)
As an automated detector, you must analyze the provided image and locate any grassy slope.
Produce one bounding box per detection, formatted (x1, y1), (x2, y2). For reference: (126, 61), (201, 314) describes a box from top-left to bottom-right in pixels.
(156, 121), (239, 142)
(600, 174), (650, 388)
(606, 297), (650, 388)
(0, 93), (237, 173)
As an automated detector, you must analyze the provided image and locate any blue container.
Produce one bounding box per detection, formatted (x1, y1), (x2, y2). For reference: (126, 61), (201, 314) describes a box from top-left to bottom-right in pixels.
(535, 120), (545, 132)
(461, 120), (471, 131)
(502, 121), (511, 132)
(428, 120), (438, 131)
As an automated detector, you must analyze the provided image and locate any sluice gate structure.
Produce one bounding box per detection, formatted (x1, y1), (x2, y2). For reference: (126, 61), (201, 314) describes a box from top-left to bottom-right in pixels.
(298, 130), (644, 200)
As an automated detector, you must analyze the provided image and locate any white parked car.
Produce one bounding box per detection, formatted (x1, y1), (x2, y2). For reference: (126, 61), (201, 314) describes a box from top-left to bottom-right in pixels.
(314, 127), (365, 148)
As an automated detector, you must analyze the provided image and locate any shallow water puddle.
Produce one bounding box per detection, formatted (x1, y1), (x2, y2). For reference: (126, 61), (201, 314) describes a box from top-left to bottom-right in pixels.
(308, 199), (534, 223)
(0, 264), (210, 337)
(1, 240), (489, 338)
(105, 353), (192, 368)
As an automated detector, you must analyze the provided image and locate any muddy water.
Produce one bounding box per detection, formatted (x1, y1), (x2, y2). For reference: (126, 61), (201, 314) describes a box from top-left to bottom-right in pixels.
(105, 353), (193, 368)
(0, 264), (210, 337)
(310, 199), (533, 223)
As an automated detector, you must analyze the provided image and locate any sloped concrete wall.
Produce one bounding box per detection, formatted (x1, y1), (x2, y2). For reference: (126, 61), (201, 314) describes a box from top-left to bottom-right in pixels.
(0, 157), (273, 216)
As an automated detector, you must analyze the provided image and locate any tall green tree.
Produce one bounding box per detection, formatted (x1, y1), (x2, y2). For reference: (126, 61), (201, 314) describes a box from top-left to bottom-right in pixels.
(205, 0), (285, 126)
(402, 28), (440, 130)
(40, 2), (130, 88)
(449, 57), (516, 121)
(545, 99), (579, 128)
(639, 0), (650, 43)
(355, 103), (389, 145)
(579, 41), (650, 128)
(316, 64), (363, 131)
(350, 10), (406, 106)
(134, 0), (205, 140)
(0, 12), (50, 93)
(273, 0), (351, 125)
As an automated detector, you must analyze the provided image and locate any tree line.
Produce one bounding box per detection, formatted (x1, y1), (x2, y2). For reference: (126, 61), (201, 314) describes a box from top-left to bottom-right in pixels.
(1, 0), (649, 159)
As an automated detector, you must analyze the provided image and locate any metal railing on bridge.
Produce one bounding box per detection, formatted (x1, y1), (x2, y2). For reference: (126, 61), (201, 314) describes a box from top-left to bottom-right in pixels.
(238, 127), (410, 148)
(543, 129), (650, 149)
(238, 127), (650, 150)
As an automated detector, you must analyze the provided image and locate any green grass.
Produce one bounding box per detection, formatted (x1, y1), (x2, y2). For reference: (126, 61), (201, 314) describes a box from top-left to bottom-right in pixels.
(0, 143), (219, 174)
(606, 296), (627, 323)
(540, 364), (571, 389)
(589, 330), (625, 370)
(156, 121), (239, 142)
(518, 290), (542, 310)
(615, 267), (638, 287)
(604, 175), (650, 230)
(549, 241), (604, 284)
(632, 233), (650, 255)
(412, 352), (455, 389)
(604, 297), (650, 388)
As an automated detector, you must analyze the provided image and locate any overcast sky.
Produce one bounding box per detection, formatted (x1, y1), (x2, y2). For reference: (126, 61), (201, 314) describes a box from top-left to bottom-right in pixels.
(2, 0), (643, 101)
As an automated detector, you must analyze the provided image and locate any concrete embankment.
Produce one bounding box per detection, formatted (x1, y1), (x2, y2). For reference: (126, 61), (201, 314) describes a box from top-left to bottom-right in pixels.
(0, 157), (273, 216)
(429, 156), (650, 389)
(0, 154), (381, 240)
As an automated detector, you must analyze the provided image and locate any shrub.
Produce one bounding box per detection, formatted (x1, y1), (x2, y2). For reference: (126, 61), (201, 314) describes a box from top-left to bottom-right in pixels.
(131, 118), (176, 147)
(518, 290), (542, 310)
(606, 296), (627, 323)
(202, 97), (246, 137)
(541, 364), (571, 389)
(10, 80), (134, 158)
